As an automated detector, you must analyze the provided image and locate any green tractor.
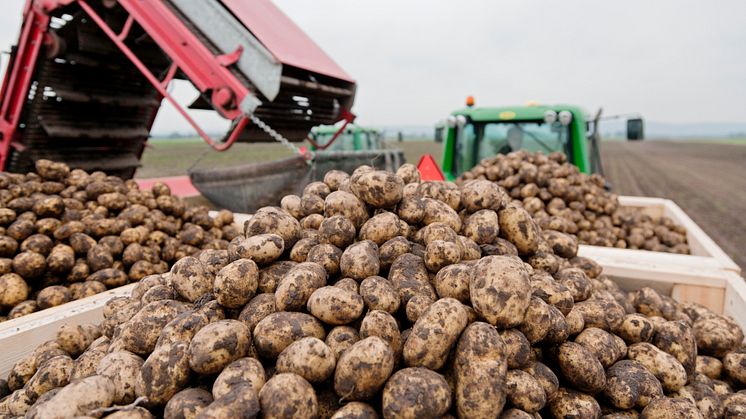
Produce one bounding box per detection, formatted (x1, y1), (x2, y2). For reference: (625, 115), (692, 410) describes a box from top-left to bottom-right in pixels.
(308, 124), (384, 152)
(433, 101), (643, 181)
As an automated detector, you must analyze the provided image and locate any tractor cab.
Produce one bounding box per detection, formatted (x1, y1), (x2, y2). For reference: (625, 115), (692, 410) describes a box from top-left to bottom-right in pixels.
(438, 103), (604, 181)
(309, 124), (382, 152)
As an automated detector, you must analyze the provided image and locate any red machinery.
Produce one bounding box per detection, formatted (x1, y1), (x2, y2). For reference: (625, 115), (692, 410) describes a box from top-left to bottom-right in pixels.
(0, 0), (356, 178)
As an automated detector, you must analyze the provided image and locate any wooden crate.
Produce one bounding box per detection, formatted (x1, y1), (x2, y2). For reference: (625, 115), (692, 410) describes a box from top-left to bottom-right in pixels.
(578, 196), (741, 274)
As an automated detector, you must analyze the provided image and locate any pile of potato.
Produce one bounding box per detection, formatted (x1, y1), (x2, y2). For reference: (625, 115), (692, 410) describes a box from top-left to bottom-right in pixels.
(457, 150), (690, 254)
(0, 160), (240, 322)
(1, 163), (744, 419)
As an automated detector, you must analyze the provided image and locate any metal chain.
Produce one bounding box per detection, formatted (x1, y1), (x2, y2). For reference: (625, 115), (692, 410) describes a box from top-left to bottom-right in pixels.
(248, 114), (313, 162)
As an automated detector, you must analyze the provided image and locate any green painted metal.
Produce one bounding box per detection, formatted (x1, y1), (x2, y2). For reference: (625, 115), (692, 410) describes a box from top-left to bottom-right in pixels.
(441, 104), (592, 179)
(309, 124), (380, 151)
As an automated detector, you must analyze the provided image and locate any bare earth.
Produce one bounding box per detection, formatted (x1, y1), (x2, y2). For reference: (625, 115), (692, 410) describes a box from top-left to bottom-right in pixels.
(601, 141), (746, 270)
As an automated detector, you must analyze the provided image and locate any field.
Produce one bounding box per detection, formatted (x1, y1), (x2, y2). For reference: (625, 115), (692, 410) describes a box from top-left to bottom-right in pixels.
(136, 139), (442, 179)
(602, 141), (746, 270)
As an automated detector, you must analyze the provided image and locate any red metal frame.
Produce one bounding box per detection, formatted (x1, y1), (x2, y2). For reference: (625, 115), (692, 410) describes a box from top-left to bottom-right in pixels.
(305, 108), (356, 151)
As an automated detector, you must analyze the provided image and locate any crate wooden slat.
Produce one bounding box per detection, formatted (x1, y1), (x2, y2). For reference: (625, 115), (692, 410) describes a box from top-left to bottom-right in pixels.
(578, 196), (741, 273)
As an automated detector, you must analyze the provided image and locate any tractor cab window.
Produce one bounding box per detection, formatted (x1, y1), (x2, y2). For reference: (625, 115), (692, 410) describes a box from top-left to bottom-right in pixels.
(313, 132), (354, 152)
(458, 120), (570, 173)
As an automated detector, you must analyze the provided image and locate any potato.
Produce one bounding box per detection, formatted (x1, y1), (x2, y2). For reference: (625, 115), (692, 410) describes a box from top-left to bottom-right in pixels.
(300, 193), (325, 216)
(118, 300), (189, 355)
(334, 337), (395, 401)
(543, 230), (578, 258)
(639, 397), (702, 418)
(421, 198), (462, 231)
(13, 250), (46, 278)
(403, 297), (467, 369)
(35, 159), (70, 181)
(505, 369), (546, 413)
(423, 239), (460, 272)
(30, 375), (115, 419)
(257, 260), (296, 293)
(359, 310), (402, 361)
(21, 234), (54, 255)
(164, 387), (213, 419)
(70, 341), (108, 380)
(695, 356), (723, 380)
(692, 312), (744, 357)
(253, 311), (326, 358)
(555, 342), (606, 393)
(462, 209), (499, 245)
(276, 337), (336, 383)
(234, 234), (284, 265)
(454, 322), (508, 418)
(307, 286), (364, 325)
(97, 351), (143, 404)
(326, 326), (360, 360)
(325, 191), (369, 229)
(56, 324), (98, 357)
(155, 310), (209, 348)
(33, 196), (65, 218)
(89, 267), (128, 287)
(548, 388), (601, 419)
(460, 179), (507, 212)
(259, 373), (317, 418)
(627, 342), (687, 392)
(0, 236), (18, 258)
(382, 367), (451, 418)
(198, 383), (259, 419)
(197, 249), (230, 275)
(275, 262), (327, 311)
(470, 255), (531, 328)
(237, 293), (276, 334)
(723, 352), (746, 386)
(7, 219), (34, 241)
(499, 329), (532, 369)
(136, 342), (191, 406)
(616, 313), (655, 344)
(324, 170), (350, 191)
(0, 273), (29, 308)
(603, 360), (663, 410)
(340, 240), (380, 280)
(319, 215), (356, 249)
(306, 243), (342, 276)
(523, 362), (559, 400)
(330, 402), (378, 419)
(388, 253), (437, 305)
(37, 285), (71, 309)
(170, 256), (213, 303)
(652, 320), (697, 375)
(245, 206), (301, 248)
(429, 263), (470, 303)
(530, 273), (574, 315)
(212, 357), (266, 399)
(498, 205), (540, 255)
(350, 170), (404, 208)
(25, 355), (73, 400)
(188, 320), (250, 375)
(359, 212), (405, 246)
(213, 259), (258, 309)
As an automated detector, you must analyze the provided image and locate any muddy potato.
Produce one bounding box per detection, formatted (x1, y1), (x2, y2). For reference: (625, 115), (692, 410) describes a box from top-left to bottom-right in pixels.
(616, 314), (655, 344)
(307, 286), (364, 325)
(196, 249), (229, 275)
(523, 362), (559, 400)
(253, 311), (325, 358)
(170, 256), (213, 303)
(275, 261), (327, 311)
(32, 196), (65, 218)
(56, 324), (98, 357)
(460, 179), (508, 212)
(257, 260), (296, 294)
(213, 259), (258, 309)
(96, 351), (143, 404)
(319, 215), (356, 248)
(245, 206), (302, 248)
(300, 193), (325, 216)
(627, 342), (687, 392)
(280, 195), (303, 219)
(359, 310), (402, 360)
(324, 191), (370, 229)
(555, 342), (606, 393)
(454, 322), (509, 418)
(300, 213), (324, 230)
(324, 170), (350, 191)
(13, 251), (46, 278)
(238, 293), (276, 333)
(554, 267), (592, 302)
(498, 205), (540, 255)
(378, 237), (411, 271)
(340, 240), (380, 280)
(164, 388), (213, 419)
(424, 239), (460, 272)
(433, 263), (471, 303)
(359, 212), (406, 245)
(86, 243), (113, 272)
(604, 360), (663, 410)
(21, 234), (53, 255)
(212, 357), (266, 399)
(334, 277), (359, 293)
(307, 243), (342, 276)
(421, 198), (462, 232)
(640, 397), (702, 418)
(388, 253), (437, 306)
(35, 159), (70, 181)
(87, 267), (128, 287)
(334, 336), (395, 401)
(695, 356), (723, 380)
(7, 218), (34, 242)
(69, 232), (96, 255)
(259, 373), (318, 419)
(0, 235), (18, 257)
(404, 294), (432, 323)
(135, 342), (191, 406)
(692, 312), (744, 357)
(497, 329), (531, 370)
(395, 163), (420, 184)
(188, 320), (251, 375)
(118, 300), (189, 356)
(548, 388), (601, 419)
(289, 237), (319, 263)
(30, 375), (115, 419)
(330, 402), (378, 419)
(530, 273), (574, 315)
(0, 257), (11, 274)
(505, 369), (546, 413)
(723, 352), (746, 386)
(24, 355), (73, 400)
(350, 170), (404, 209)
(462, 209), (499, 245)
(326, 326), (360, 360)
(8, 299), (37, 318)
(470, 255), (531, 328)
(382, 367), (451, 419)
(0, 273), (29, 308)
(197, 383), (259, 419)
(575, 327), (627, 368)
(156, 310), (210, 348)
(36, 285), (71, 309)
(396, 196), (425, 225)
(652, 320), (697, 375)
(276, 337), (336, 383)
(404, 298), (467, 369)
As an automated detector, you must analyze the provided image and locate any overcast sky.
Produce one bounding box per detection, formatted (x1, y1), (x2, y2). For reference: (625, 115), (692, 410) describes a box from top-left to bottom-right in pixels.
(2, 0), (745, 134)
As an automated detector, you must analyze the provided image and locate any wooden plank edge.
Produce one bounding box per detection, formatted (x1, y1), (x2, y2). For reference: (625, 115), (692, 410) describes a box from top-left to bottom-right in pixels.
(578, 245), (724, 271)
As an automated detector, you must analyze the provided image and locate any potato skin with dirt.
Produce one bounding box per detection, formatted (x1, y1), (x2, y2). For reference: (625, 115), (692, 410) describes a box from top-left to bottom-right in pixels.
(334, 336), (395, 401)
(307, 286), (364, 325)
(275, 262), (327, 311)
(259, 373), (318, 419)
(382, 367), (451, 419)
(403, 297), (467, 369)
(212, 357), (266, 399)
(340, 240), (380, 280)
(470, 255), (531, 328)
(213, 259), (258, 309)
(188, 320), (251, 375)
(350, 170), (404, 208)
(253, 311), (326, 358)
(136, 342), (191, 406)
(276, 337), (336, 383)
(164, 387), (213, 419)
(498, 205), (541, 255)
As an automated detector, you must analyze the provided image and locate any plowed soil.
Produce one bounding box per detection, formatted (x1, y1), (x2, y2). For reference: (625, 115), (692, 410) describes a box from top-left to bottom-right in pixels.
(601, 141), (745, 270)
